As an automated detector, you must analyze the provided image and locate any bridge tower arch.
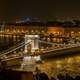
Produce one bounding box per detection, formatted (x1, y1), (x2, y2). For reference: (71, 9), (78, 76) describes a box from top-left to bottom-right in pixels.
(25, 34), (39, 53)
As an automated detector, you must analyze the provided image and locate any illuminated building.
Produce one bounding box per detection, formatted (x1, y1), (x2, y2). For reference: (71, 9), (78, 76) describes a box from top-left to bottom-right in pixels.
(1, 20), (80, 43)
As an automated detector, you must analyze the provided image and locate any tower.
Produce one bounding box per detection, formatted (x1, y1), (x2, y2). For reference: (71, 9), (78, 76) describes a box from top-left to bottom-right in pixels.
(25, 34), (39, 53)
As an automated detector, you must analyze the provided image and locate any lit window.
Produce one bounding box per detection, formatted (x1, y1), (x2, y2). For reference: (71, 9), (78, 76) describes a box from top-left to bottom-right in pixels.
(71, 31), (74, 34)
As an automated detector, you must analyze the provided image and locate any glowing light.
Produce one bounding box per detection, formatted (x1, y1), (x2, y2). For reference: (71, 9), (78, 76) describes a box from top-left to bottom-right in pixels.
(23, 56), (32, 61)
(22, 30), (24, 33)
(21, 56), (36, 71)
(53, 32), (56, 34)
(6, 29), (9, 32)
(31, 30), (34, 33)
(47, 38), (50, 42)
(57, 32), (59, 34)
(41, 30), (45, 33)
(17, 30), (20, 33)
(67, 58), (73, 64)
(33, 55), (41, 61)
(23, 55), (41, 62)
(71, 31), (74, 34)
(56, 60), (62, 68)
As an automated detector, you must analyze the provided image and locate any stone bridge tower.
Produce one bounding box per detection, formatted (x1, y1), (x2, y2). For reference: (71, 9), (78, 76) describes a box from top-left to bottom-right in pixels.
(25, 34), (39, 53)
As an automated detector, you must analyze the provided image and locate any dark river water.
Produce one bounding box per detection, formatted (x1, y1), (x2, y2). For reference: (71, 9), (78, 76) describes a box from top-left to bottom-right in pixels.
(0, 35), (24, 52)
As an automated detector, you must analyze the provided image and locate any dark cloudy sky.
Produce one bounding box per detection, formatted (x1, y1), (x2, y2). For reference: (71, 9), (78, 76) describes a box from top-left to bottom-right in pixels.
(0, 0), (80, 21)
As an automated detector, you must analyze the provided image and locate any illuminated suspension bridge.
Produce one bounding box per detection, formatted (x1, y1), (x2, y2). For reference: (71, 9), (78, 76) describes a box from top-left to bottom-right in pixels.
(0, 37), (80, 61)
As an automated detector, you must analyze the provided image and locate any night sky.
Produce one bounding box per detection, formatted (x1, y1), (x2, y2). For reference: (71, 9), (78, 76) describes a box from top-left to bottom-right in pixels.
(0, 0), (80, 21)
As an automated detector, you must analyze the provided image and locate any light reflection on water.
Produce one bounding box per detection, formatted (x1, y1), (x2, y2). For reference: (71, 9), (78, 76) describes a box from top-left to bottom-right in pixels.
(37, 55), (80, 77)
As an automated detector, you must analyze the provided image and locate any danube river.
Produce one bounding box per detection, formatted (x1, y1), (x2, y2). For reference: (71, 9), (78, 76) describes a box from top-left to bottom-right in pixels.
(0, 35), (24, 52)
(0, 35), (80, 78)
(38, 54), (80, 78)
